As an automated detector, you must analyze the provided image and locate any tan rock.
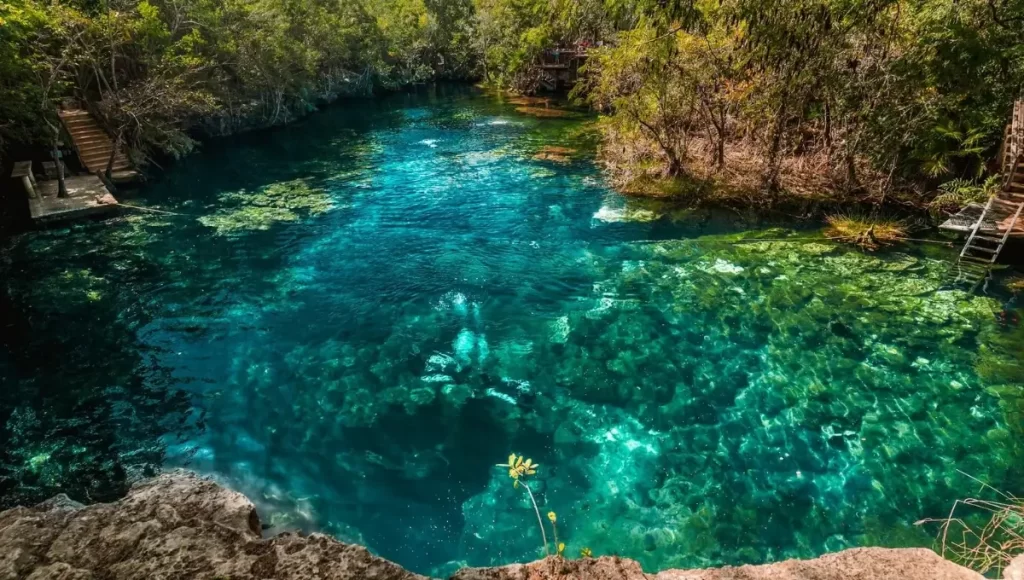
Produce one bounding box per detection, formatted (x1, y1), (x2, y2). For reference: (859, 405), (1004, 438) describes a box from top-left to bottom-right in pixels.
(454, 549), (984, 580)
(0, 471), (424, 580)
(1005, 554), (1024, 580)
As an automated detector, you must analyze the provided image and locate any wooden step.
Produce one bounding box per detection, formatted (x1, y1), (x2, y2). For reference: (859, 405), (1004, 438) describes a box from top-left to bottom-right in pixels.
(83, 157), (130, 169)
(78, 142), (114, 153)
(966, 245), (998, 253)
(972, 234), (1003, 243)
(73, 135), (113, 146)
(65, 123), (102, 133)
(76, 143), (114, 155)
(81, 150), (119, 161)
(67, 124), (103, 133)
(68, 130), (108, 140)
(82, 154), (127, 166)
(960, 255), (994, 264)
(78, 143), (114, 153)
(83, 158), (129, 171)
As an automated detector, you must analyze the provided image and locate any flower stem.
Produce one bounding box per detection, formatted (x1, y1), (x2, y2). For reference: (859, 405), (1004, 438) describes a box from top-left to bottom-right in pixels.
(520, 482), (549, 557)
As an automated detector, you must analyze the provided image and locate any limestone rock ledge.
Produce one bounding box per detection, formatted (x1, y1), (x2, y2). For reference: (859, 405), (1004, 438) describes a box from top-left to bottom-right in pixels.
(0, 471), (988, 580)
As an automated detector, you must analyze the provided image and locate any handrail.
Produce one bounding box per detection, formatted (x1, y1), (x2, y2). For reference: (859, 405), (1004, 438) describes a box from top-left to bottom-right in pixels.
(995, 201), (1024, 259)
(1006, 100), (1024, 176)
(1004, 152), (1023, 192)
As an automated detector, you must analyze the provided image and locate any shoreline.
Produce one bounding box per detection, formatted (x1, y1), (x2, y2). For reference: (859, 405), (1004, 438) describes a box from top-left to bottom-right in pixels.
(0, 470), (994, 580)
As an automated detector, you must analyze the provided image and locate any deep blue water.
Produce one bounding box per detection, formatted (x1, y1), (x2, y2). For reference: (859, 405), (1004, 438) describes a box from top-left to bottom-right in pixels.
(2, 86), (1023, 576)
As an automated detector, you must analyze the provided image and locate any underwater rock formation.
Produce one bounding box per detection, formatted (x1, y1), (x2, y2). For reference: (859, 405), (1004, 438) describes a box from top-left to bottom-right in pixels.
(0, 471), (992, 580)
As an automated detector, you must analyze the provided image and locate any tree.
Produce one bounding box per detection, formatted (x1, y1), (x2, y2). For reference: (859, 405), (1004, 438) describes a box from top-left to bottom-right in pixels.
(29, 4), (87, 198)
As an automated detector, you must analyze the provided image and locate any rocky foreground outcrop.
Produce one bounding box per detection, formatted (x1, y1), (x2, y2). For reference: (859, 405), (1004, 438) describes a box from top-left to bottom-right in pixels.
(0, 471), (1003, 580)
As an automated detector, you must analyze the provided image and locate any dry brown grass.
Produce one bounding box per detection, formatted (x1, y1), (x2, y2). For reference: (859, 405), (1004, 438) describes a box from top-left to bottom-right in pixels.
(532, 146), (577, 163)
(824, 214), (907, 249)
(597, 123), (904, 207)
(515, 106), (577, 119)
(1005, 277), (1024, 293)
(506, 96), (553, 107)
(915, 474), (1024, 576)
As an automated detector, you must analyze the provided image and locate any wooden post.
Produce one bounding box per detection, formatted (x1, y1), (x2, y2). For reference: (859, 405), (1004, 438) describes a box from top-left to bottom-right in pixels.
(11, 161), (37, 199)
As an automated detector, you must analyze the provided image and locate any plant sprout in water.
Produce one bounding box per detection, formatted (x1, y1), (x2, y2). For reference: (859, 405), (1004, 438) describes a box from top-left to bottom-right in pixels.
(498, 453), (549, 557)
(548, 511), (565, 557)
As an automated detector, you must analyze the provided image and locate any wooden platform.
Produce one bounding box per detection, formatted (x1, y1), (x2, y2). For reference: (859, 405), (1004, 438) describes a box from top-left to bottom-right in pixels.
(940, 200), (1024, 237)
(29, 174), (119, 222)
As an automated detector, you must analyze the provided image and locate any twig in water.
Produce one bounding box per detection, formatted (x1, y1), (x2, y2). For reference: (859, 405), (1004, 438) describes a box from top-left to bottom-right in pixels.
(116, 203), (189, 216)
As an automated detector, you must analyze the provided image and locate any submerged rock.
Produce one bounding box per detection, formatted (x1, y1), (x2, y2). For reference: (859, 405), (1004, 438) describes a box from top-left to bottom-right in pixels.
(0, 471), (987, 580)
(198, 178), (334, 234)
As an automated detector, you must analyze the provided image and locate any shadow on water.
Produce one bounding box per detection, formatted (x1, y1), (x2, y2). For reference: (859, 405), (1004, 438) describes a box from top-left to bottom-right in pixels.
(0, 243), (193, 506)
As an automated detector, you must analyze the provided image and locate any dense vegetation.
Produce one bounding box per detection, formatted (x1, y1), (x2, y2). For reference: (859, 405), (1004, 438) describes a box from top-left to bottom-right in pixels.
(2, 0), (1022, 203)
(573, 0), (1024, 202)
(0, 0), (476, 164)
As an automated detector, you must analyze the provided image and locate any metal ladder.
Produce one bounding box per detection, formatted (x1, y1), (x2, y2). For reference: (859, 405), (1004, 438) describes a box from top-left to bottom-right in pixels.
(952, 99), (1024, 291)
(954, 196), (1023, 290)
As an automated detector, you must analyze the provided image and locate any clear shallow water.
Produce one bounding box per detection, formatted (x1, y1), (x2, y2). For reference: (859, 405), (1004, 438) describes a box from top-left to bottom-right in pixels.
(2, 86), (1024, 576)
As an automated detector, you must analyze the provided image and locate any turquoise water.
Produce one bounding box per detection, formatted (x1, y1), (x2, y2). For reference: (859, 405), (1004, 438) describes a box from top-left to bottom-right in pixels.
(2, 86), (1023, 576)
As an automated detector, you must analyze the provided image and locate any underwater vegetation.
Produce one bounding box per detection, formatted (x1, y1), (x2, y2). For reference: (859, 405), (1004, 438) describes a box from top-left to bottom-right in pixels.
(198, 179), (335, 234)
(1, 88), (1023, 577)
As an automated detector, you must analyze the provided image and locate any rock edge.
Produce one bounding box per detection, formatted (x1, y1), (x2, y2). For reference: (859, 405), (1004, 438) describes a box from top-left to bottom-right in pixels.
(0, 471), (990, 580)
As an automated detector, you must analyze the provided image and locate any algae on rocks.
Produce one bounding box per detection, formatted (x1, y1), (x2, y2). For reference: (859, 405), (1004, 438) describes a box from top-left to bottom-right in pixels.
(199, 179), (335, 234)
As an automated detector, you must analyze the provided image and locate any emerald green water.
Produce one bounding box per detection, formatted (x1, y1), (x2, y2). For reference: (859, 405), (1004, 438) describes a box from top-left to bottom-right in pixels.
(2, 86), (1023, 575)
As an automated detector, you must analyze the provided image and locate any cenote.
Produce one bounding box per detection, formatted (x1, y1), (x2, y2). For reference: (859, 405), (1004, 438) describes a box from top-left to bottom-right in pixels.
(2, 86), (1023, 576)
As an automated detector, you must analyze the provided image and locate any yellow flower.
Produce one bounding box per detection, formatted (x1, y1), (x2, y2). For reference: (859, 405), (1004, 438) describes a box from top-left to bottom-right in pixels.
(547, 511), (557, 523)
(580, 547), (593, 558)
(497, 453), (540, 482)
(557, 542), (566, 555)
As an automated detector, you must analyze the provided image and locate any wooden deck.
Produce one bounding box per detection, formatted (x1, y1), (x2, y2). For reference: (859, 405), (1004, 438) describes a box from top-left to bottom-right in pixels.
(29, 174), (119, 222)
(939, 202), (1024, 237)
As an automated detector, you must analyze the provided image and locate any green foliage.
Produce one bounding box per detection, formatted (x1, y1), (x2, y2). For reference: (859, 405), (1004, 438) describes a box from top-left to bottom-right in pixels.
(929, 175), (1002, 215)
(6, 0), (1023, 198)
(0, 0), (480, 162)
(472, 0), (620, 91)
(497, 0), (1024, 199)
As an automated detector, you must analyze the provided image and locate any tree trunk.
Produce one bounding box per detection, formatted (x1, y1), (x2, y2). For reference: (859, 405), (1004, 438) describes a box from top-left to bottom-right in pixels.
(763, 100), (788, 191)
(824, 98), (832, 159)
(715, 106), (726, 170)
(105, 131), (121, 182)
(53, 141), (67, 198)
(666, 152), (683, 177)
(845, 149), (858, 187)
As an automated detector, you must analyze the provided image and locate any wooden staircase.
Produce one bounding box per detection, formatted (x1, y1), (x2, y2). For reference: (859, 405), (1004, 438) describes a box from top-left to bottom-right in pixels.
(950, 100), (1024, 290)
(58, 108), (138, 181)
